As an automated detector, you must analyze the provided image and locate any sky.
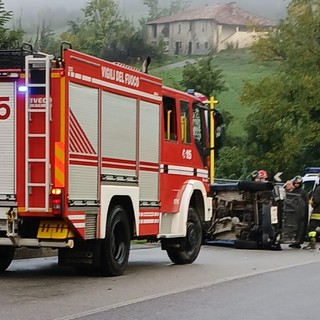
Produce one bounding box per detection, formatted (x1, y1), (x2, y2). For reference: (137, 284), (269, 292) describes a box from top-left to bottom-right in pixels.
(3, 0), (290, 30)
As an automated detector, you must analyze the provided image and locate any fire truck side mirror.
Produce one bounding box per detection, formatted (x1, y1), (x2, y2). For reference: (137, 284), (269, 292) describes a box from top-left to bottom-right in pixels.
(21, 42), (33, 53)
(203, 147), (212, 157)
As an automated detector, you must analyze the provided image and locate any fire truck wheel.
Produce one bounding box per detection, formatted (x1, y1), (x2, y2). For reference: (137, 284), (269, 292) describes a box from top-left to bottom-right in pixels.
(166, 207), (202, 265)
(100, 205), (130, 277)
(0, 246), (15, 272)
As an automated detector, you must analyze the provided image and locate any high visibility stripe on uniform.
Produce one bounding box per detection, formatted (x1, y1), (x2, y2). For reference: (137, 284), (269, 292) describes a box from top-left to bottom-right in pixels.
(55, 142), (65, 187)
(309, 231), (317, 238)
(310, 213), (320, 220)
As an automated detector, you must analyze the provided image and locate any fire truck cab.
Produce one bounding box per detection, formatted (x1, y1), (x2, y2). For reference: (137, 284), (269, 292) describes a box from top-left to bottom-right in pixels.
(0, 43), (214, 275)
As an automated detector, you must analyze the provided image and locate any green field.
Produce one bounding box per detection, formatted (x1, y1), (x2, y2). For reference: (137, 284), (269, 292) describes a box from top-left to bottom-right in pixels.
(150, 50), (277, 137)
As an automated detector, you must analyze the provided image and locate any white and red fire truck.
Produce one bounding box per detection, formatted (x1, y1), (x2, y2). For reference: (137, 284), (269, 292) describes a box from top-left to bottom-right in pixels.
(0, 43), (215, 276)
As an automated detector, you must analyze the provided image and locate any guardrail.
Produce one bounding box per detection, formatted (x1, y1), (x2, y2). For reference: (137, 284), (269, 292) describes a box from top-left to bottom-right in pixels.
(214, 178), (284, 186)
(213, 178), (239, 184)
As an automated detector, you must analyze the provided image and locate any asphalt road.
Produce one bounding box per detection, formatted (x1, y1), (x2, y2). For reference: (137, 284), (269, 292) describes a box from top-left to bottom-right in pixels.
(1, 243), (320, 320)
(79, 263), (319, 320)
(152, 59), (196, 71)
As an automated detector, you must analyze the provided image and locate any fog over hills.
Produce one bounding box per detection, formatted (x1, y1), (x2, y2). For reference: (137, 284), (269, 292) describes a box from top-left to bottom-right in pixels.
(3, 0), (290, 31)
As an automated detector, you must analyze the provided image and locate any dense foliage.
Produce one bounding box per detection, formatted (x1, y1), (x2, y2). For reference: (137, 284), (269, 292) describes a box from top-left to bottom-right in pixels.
(59, 0), (164, 63)
(180, 54), (227, 98)
(217, 0), (320, 180)
(143, 0), (190, 20)
(0, 0), (23, 49)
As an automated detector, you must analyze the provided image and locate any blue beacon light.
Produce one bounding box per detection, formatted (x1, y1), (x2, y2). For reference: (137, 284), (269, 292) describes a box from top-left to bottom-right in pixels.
(18, 86), (28, 92)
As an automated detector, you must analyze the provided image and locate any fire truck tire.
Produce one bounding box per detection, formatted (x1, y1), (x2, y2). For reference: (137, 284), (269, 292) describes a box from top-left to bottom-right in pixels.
(0, 246), (15, 272)
(100, 205), (130, 277)
(166, 207), (202, 265)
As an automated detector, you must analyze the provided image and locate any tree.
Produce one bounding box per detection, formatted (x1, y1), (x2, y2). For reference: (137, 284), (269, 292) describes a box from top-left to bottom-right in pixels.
(143, 0), (190, 20)
(221, 0), (320, 179)
(143, 0), (160, 20)
(0, 0), (11, 27)
(34, 19), (58, 55)
(82, 0), (120, 55)
(216, 142), (252, 179)
(60, 19), (84, 52)
(179, 54), (227, 97)
(62, 0), (121, 57)
(0, 0), (23, 49)
(61, 0), (163, 63)
(167, 0), (190, 16)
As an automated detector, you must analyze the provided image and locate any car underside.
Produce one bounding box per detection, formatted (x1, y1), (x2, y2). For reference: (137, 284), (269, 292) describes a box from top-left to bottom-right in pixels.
(204, 181), (305, 250)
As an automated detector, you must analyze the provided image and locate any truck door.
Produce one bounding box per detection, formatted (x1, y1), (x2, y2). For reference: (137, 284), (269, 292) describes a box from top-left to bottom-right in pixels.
(0, 82), (16, 218)
(281, 192), (303, 243)
(192, 102), (208, 167)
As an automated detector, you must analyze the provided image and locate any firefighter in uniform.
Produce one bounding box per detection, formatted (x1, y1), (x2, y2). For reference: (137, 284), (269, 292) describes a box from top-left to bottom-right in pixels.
(303, 183), (320, 250)
(289, 176), (309, 248)
(250, 169), (281, 250)
(250, 169), (268, 182)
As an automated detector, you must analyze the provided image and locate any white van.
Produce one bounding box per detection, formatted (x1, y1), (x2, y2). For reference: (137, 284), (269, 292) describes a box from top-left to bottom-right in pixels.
(302, 167), (320, 196)
(302, 167), (320, 219)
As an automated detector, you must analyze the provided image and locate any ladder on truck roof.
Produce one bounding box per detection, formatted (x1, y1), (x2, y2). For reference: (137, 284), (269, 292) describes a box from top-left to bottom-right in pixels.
(25, 54), (52, 212)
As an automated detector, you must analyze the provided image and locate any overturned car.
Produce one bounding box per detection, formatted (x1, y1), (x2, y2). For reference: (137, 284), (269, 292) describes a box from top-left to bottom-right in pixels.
(204, 181), (306, 250)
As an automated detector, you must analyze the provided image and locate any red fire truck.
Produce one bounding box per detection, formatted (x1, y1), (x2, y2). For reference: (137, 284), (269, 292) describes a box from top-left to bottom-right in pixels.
(0, 43), (216, 276)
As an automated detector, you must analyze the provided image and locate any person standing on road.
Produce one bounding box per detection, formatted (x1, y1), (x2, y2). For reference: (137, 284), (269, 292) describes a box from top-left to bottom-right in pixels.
(303, 183), (320, 250)
(284, 180), (295, 192)
(289, 176), (309, 249)
(251, 169), (281, 250)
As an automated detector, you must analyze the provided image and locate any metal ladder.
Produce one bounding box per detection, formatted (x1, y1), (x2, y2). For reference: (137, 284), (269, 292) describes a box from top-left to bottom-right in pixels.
(25, 54), (52, 212)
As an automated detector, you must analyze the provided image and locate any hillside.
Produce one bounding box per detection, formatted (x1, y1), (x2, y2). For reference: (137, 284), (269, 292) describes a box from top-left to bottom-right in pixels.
(150, 50), (277, 137)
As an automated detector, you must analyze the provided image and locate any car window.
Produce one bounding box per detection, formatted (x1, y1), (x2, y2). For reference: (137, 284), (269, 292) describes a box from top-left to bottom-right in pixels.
(303, 180), (316, 198)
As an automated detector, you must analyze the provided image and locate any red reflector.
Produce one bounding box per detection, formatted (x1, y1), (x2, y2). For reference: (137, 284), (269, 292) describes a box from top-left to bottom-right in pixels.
(51, 187), (64, 216)
(52, 198), (62, 215)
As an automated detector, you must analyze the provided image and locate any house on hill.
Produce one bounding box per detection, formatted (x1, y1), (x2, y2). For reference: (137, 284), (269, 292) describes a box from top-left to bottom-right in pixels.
(146, 2), (275, 55)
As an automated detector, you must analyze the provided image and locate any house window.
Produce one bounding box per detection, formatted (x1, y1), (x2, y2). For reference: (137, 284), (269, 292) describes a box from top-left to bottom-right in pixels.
(196, 42), (200, 49)
(205, 42), (208, 49)
(189, 22), (192, 32)
(162, 23), (169, 37)
(202, 22), (205, 32)
(153, 25), (157, 38)
(178, 24), (181, 34)
(175, 42), (183, 54)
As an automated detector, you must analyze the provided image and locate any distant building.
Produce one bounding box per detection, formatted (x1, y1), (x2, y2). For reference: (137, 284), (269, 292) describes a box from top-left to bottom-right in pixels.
(146, 2), (275, 55)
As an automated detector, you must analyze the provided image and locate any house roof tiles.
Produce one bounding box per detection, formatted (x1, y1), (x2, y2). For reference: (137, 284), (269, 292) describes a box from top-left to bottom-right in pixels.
(147, 2), (275, 27)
